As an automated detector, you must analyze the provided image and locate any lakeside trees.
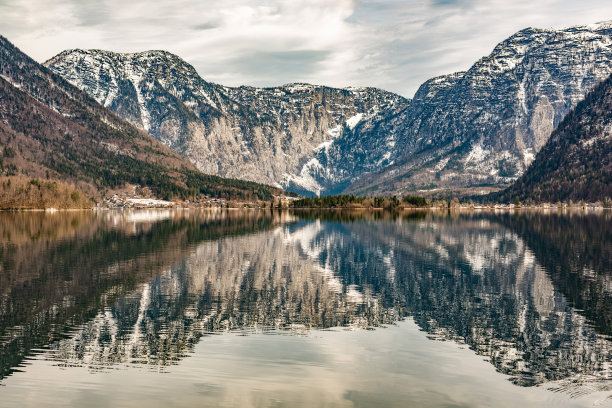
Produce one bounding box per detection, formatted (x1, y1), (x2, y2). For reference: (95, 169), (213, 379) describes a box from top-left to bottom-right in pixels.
(291, 194), (429, 209)
(0, 176), (93, 209)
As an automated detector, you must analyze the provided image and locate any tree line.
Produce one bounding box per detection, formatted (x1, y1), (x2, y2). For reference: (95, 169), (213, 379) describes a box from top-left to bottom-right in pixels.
(291, 194), (430, 208)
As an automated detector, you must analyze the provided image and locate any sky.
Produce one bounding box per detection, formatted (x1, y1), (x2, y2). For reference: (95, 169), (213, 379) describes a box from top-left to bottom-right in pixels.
(1, 0), (612, 97)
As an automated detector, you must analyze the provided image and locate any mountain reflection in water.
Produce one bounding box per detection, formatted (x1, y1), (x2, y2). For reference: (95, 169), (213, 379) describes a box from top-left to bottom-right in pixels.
(0, 209), (610, 399)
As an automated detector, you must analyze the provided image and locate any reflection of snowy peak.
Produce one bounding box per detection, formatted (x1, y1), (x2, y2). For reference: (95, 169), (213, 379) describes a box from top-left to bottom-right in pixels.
(40, 215), (612, 394)
(47, 22), (612, 195)
(46, 49), (407, 195)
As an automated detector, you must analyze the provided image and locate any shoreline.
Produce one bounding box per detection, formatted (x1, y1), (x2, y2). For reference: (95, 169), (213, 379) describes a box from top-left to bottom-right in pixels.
(290, 204), (611, 211)
(2, 205), (610, 212)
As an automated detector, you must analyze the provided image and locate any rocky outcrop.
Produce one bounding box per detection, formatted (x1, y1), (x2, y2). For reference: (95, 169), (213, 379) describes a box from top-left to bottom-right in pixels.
(498, 73), (612, 202)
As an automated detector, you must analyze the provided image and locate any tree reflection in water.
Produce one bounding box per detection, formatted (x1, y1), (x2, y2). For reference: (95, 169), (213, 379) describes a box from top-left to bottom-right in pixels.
(0, 209), (610, 396)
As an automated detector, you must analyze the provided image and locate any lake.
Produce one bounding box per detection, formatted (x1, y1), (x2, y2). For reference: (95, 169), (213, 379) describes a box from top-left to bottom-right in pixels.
(0, 209), (610, 407)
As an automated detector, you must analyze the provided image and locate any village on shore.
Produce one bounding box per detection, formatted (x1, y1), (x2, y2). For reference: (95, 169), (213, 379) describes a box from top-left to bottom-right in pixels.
(101, 192), (299, 209)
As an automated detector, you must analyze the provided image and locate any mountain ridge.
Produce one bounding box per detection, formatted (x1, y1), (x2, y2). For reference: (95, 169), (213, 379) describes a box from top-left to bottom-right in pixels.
(344, 21), (612, 196)
(45, 21), (612, 197)
(45, 48), (410, 195)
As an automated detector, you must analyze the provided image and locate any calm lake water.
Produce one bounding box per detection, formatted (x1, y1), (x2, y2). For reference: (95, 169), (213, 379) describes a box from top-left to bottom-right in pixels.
(0, 209), (610, 407)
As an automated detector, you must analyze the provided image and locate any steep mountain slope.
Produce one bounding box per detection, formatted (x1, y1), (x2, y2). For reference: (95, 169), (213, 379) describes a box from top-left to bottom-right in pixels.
(0, 36), (280, 200)
(498, 74), (612, 203)
(45, 49), (409, 195)
(345, 22), (612, 195)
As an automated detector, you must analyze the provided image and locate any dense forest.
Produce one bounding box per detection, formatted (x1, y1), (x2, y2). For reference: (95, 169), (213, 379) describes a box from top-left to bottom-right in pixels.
(291, 194), (430, 208)
(0, 35), (282, 203)
(497, 74), (612, 203)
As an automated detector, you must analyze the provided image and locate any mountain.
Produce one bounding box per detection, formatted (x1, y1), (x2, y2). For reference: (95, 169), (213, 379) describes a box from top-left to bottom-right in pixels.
(45, 49), (409, 196)
(497, 73), (612, 203)
(345, 22), (612, 196)
(0, 36), (281, 201)
(46, 22), (612, 197)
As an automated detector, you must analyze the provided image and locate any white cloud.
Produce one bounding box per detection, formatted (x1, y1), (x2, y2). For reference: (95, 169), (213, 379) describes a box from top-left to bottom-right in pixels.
(1, 0), (612, 96)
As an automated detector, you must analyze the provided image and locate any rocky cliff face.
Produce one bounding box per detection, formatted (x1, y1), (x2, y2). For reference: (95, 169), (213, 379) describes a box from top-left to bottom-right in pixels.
(499, 73), (612, 203)
(46, 50), (408, 195)
(346, 22), (612, 195)
(46, 21), (612, 196)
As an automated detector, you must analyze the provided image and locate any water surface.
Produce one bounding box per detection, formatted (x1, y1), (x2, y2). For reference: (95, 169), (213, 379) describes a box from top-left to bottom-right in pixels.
(0, 209), (610, 407)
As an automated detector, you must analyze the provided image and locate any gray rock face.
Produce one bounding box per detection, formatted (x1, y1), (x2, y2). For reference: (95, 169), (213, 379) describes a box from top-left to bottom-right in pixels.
(45, 50), (408, 195)
(46, 21), (612, 196)
(346, 22), (612, 195)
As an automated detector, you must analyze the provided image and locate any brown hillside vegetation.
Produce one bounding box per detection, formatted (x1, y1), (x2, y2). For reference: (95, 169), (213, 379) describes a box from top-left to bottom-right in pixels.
(0, 176), (93, 209)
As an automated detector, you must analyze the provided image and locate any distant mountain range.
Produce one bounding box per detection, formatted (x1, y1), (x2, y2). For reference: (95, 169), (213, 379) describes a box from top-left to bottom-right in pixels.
(46, 21), (612, 197)
(0, 36), (282, 201)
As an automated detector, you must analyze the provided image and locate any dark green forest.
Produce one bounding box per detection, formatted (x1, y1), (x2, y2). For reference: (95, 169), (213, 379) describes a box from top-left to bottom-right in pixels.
(292, 194), (429, 208)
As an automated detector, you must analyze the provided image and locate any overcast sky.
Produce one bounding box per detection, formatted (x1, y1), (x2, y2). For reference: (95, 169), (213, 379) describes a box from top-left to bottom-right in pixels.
(2, 0), (612, 97)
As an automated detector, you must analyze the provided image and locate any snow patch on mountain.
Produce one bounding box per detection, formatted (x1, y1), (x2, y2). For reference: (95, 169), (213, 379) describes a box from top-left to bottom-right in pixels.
(346, 113), (363, 130)
(464, 145), (489, 165)
(522, 149), (536, 167)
